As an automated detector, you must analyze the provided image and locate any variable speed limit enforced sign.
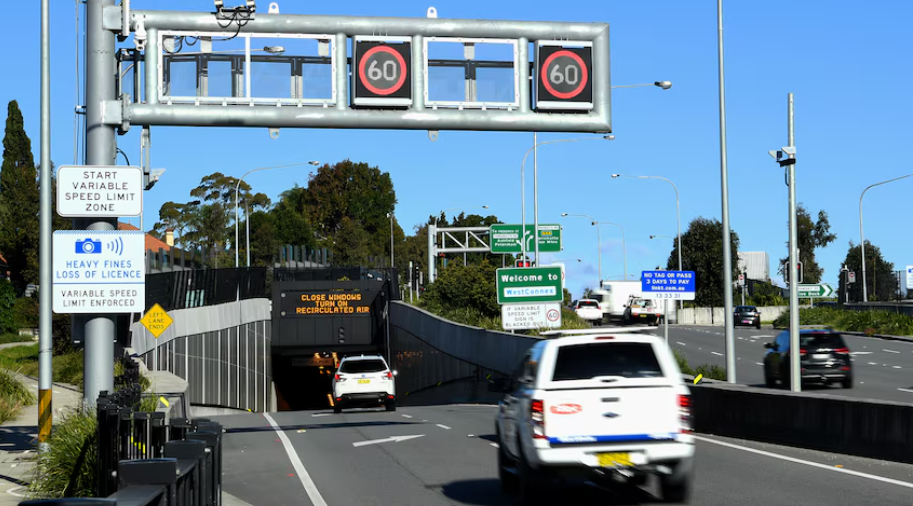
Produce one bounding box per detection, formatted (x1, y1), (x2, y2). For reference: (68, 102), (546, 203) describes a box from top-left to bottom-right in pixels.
(352, 37), (412, 107)
(535, 41), (593, 111)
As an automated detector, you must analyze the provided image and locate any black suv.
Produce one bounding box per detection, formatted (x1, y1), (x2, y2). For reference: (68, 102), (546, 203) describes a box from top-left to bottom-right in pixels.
(734, 305), (761, 329)
(763, 327), (852, 389)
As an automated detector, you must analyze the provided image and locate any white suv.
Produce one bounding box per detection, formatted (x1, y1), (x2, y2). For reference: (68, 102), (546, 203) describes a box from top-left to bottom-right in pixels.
(332, 355), (397, 413)
(492, 330), (694, 504)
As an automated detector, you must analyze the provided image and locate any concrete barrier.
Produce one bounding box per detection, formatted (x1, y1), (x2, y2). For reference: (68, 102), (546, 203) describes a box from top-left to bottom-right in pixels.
(676, 305), (805, 325)
(690, 381), (913, 465)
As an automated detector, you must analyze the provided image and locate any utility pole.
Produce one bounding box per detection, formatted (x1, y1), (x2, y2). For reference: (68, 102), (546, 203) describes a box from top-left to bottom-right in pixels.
(80, 0), (118, 406)
(38, 0), (52, 448)
(533, 132), (540, 267)
(787, 93), (801, 392)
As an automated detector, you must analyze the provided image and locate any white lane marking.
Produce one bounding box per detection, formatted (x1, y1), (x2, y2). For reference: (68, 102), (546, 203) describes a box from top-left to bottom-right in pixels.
(711, 352), (723, 356)
(5, 486), (27, 498)
(893, 366), (902, 369)
(694, 435), (913, 490)
(676, 341), (687, 346)
(883, 349), (900, 354)
(755, 362), (763, 366)
(352, 434), (425, 447)
(436, 424), (452, 430)
(311, 413), (332, 418)
(263, 413), (329, 506)
(850, 352), (873, 355)
(898, 388), (913, 394)
(868, 362), (878, 366)
(755, 335), (773, 338)
(401, 414), (413, 419)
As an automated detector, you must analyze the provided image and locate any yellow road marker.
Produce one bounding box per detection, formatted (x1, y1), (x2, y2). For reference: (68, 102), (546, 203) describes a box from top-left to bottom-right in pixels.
(693, 374), (703, 384)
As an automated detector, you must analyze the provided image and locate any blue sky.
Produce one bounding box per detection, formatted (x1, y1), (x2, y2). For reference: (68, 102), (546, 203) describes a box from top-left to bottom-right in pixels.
(3, 1), (912, 300)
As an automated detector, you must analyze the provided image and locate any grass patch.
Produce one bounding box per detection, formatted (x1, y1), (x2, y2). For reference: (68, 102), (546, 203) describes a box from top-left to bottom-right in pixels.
(673, 349), (727, 381)
(773, 307), (913, 336)
(26, 406), (97, 499)
(0, 333), (36, 344)
(0, 345), (85, 387)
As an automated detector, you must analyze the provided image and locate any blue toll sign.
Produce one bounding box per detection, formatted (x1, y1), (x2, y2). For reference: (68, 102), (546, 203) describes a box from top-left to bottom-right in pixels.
(641, 270), (696, 301)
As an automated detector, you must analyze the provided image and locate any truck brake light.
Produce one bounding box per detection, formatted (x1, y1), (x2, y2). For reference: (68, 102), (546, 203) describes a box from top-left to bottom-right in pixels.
(679, 394), (692, 433)
(531, 399), (546, 439)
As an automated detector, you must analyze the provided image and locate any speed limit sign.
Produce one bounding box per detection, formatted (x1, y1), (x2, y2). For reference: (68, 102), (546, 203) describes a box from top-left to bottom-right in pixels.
(535, 41), (594, 111)
(352, 37), (412, 107)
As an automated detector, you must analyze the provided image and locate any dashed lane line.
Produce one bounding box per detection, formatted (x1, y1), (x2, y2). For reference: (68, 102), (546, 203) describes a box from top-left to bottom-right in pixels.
(263, 413), (328, 506)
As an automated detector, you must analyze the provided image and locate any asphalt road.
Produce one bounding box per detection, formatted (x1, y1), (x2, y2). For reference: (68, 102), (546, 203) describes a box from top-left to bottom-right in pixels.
(214, 404), (913, 506)
(663, 325), (913, 403)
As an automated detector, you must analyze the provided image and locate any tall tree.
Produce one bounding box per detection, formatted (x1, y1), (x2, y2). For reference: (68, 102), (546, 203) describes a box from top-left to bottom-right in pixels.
(0, 101), (39, 293)
(303, 160), (397, 261)
(270, 186), (316, 248)
(247, 210), (279, 267)
(331, 217), (372, 266)
(666, 217), (740, 307)
(840, 240), (896, 302)
(778, 205), (836, 285)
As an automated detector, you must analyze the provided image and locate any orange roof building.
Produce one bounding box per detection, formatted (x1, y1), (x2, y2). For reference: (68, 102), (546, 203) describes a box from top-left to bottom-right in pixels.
(118, 222), (172, 252)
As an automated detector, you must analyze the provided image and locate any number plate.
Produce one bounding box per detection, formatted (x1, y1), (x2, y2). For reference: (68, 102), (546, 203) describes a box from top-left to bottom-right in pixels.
(743, 320), (751, 324)
(358, 379), (371, 384)
(812, 354), (829, 360)
(597, 452), (632, 468)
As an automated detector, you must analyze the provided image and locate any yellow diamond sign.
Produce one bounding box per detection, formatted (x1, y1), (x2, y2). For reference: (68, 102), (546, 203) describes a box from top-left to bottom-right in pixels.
(141, 303), (173, 339)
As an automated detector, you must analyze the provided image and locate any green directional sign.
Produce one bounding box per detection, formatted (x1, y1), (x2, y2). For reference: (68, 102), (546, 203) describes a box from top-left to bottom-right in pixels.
(797, 283), (835, 298)
(496, 266), (564, 304)
(490, 224), (562, 254)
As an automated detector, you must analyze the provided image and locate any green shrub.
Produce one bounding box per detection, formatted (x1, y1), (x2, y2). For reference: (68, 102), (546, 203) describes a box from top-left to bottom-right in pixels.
(0, 332), (34, 344)
(11, 296), (38, 329)
(0, 368), (36, 423)
(26, 407), (97, 499)
(693, 364), (728, 381)
(774, 307), (913, 336)
(673, 349), (693, 375)
(0, 281), (16, 334)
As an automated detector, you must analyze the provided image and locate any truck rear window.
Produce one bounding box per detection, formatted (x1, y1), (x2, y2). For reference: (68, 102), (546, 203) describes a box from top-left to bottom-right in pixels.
(552, 343), (663, 381)
(339, 359), (386, 373)
(800, 333), (846, 348)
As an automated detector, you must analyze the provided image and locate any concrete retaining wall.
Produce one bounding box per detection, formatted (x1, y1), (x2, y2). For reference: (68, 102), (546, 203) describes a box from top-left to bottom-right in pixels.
(676, 306), (794, 325)
(691, 382), (913, 464)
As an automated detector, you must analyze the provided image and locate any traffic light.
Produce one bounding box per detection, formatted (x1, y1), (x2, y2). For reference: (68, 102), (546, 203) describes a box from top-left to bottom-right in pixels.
(337, 327), (345, 344)
(515, 260), (534, 267)
(797, 261), (804, 284)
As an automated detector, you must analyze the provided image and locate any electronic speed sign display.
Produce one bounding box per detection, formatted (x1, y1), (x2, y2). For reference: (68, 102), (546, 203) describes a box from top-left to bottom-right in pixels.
(352, 37), (412, 107)
(535, 41), (594, 111)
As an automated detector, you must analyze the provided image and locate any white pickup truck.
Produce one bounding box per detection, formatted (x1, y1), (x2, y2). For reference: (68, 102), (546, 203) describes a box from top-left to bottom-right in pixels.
(491, 329), (694, 504)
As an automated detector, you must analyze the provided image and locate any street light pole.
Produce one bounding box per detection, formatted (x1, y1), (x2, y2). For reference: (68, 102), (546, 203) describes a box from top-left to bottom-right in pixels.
(561, 213), (601, 287)
(234, 161), (319, 268)
(594, 221), (627, 281)
(859, 173), (913, 302)
(717, 0), (737, 384)
(521, 136), (613, 267)
(387, 212), (395, 268)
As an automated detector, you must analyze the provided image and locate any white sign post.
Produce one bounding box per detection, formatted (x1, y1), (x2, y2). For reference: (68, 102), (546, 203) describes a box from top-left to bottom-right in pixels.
(906, 266), (913, 290)
(52, 231), (146, 313)
(501, 303), (562, 330)
(56, 165), (143, 217)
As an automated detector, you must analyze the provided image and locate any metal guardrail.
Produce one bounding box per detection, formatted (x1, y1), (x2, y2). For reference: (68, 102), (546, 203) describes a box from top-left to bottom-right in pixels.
(19, 386), (223, 506)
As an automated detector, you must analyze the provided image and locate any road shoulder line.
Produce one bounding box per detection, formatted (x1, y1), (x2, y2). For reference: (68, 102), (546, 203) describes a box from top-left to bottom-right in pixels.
(693, 435), (913, 490)
(263, 413), (329, 506)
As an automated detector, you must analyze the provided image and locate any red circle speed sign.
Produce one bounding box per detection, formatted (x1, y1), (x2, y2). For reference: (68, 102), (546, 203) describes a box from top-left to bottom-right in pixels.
(540, 50), (589, 100)
(358, 45), (408, 96)
(547, 309), (560, 322)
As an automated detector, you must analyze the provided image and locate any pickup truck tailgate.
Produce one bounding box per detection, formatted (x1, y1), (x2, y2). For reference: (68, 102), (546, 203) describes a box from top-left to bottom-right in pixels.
(543, 386), (679, 444)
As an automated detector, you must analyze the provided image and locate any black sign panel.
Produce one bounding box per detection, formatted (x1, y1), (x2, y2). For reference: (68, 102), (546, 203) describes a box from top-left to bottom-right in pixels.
(353, 40), (412, 106)
(536, 44), (593, 111)
(282, 290), (374, 317)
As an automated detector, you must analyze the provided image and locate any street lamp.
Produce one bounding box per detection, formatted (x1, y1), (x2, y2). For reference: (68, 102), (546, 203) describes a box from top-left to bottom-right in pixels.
(387, 212), (395, 268)
(561, 213), (602, 286)
(859, 173), (913, 302)
(611, 81), (673, 90)
(593, 221), (627, 282)
(234, 161), (319, 268)
(522, 135), (614, 268)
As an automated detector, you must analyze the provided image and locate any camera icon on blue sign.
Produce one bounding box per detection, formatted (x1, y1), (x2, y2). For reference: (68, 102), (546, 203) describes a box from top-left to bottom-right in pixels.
(75, 239), (102, 254)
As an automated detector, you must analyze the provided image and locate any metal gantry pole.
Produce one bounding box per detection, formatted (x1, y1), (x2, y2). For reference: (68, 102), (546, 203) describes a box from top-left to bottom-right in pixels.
(787, 93), (801, 392)
(533, 132), (540, 267)
(717, 0), (737, 384)
(38, 0), (53, 448)
(81, 0), (118, 406)
(245, 200), (251, 267)
(521, 145), (527, 268)
(595, 223), (602, 286)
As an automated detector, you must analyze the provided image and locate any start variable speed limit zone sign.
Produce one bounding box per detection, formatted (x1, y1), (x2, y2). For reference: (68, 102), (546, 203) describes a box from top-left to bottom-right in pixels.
(535, 41), (593, 111)
(353, 38), (412, 107)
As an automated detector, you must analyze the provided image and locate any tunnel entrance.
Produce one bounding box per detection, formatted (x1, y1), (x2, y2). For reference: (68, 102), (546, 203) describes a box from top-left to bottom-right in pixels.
(272, 353), (339, 411)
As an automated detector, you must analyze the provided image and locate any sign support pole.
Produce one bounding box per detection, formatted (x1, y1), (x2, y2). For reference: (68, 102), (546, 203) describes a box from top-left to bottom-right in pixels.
(663, 299), (669, 344)
(533, 132), (540, 267)
(80, 0), (118, 407)
(38, 0), (52, 450)
(787, 93), (801, 393)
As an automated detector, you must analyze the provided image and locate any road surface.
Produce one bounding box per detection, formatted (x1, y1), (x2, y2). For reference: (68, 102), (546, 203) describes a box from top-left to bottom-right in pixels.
(664, 325), (913, 403)
(214, 404), (913, 506)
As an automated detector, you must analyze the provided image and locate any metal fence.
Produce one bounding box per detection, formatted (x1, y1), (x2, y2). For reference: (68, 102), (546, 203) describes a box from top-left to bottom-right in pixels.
(144, 268), (268, 313)
(20, 381), (223, 505)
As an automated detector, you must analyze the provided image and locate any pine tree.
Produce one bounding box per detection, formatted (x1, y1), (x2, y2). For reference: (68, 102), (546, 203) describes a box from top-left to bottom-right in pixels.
(0, 100), (40, 294)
